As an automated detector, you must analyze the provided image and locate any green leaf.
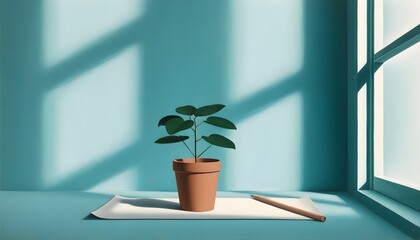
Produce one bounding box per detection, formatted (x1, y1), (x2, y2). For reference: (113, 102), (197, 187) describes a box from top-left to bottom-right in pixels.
(178, 120), (194, 131)
(155, 135), (189, 144)
(202, 134), (236, 149)
(194, 104), (225, 117)
(165, 117), (185, 134)
(204, 116), (237, 130)
(176, 105), (196, 116)
(158, 115), (182, 127)
(165, 118), (194, 134)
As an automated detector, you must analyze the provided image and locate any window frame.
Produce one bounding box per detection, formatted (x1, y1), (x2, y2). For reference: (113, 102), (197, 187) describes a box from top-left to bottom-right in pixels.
(358, 0), (420, 211)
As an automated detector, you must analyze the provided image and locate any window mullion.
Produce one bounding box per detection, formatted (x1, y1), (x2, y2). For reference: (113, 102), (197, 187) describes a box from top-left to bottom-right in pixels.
(374, 25), (420, 63)
(366, 0), (375, 189)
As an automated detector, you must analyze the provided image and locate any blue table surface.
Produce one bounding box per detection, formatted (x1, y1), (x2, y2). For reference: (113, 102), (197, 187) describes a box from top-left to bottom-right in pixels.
(0, 191), (413, 240)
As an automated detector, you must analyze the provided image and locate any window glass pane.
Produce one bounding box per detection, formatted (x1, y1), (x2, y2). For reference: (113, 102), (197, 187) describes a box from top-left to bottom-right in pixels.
(374, 66), (383, 177)
(375, 43), (420, 189)
(358, 0), (367, 70)
(374, 0), (383, 53)
(358, 85), (367, 188)
(376, 0), (420, 52)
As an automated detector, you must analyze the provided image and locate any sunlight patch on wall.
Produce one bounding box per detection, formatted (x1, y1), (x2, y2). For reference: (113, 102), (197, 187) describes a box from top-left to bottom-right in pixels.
(226, 92), (302, 190)
(229, 0), (303, 102)
(42, 45), (140, 187)
(43, 0), (144, 67)
(88, 168), (138, 193)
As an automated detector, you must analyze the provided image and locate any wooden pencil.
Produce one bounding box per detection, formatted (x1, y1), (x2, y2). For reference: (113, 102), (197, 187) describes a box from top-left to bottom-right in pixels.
(250, 195), (326, 222)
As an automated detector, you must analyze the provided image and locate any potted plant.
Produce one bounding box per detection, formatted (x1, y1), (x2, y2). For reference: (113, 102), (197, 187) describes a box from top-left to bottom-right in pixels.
(155, 104), (236, 212)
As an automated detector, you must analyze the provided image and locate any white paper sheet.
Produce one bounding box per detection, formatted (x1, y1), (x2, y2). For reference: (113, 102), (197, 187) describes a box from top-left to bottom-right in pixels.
(91, 195), (324, 220)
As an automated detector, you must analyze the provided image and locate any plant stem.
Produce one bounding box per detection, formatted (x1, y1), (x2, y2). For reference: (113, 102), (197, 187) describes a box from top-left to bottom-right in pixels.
(182, 141), (194, 157)
(197, 145), (212, 158)
(196, 137), (202, 142)
(196, 121), (204, 127)
(194, 117), (197, 162)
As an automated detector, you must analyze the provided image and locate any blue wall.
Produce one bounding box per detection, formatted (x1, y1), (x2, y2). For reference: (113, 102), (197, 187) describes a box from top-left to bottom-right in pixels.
(0, 0), (347, 191)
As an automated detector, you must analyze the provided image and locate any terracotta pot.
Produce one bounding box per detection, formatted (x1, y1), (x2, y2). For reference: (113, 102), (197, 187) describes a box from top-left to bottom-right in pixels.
(173, 158), (220, 212)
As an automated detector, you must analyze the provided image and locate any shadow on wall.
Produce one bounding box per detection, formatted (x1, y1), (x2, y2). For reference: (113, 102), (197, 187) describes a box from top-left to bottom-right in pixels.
(0, 0), (347, 191)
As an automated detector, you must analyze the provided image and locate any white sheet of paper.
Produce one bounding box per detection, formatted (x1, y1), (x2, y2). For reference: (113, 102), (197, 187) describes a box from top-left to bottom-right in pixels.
(91, 195), (324, 220)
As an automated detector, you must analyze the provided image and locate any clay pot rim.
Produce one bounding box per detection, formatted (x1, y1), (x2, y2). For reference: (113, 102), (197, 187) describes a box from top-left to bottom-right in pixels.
(173, 158), (221, 173)
(174, 158), (220, 163)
